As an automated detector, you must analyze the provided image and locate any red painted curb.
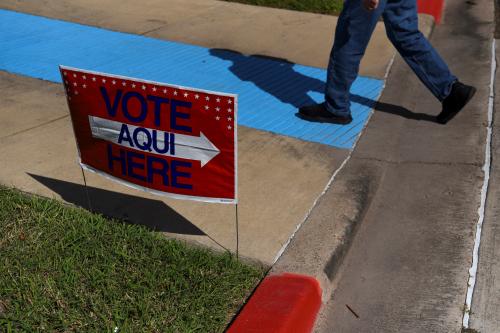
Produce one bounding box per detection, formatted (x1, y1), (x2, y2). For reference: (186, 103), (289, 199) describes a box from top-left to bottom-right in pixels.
(227, 273), (322, 333)
(417, 0), (445, 24)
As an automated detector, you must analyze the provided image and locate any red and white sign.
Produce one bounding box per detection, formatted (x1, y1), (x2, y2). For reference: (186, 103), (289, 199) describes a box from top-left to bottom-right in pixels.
(60, 66), (237, 204)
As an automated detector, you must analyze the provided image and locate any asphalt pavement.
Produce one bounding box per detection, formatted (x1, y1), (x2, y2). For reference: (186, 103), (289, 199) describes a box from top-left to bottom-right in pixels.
(469, 38), (500, 333)
(314, 0), (496, 331)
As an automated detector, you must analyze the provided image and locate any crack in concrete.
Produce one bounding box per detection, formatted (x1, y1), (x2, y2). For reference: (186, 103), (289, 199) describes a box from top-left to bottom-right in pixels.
(0, 114), (69, 141)
(354, 155), (482, 168)
(139, 25), (167, 36)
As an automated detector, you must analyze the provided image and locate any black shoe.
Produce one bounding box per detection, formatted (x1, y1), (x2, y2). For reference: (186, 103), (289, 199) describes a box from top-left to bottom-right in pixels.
(298, 103), (353, 125)
(436, 81), (476, 124)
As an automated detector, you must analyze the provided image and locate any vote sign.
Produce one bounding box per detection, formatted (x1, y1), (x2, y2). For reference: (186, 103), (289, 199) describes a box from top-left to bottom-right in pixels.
(60, 66), (237, 204)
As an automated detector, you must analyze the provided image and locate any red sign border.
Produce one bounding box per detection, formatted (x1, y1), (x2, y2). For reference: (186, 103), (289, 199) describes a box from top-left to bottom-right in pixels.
(60, 65), (238, 205)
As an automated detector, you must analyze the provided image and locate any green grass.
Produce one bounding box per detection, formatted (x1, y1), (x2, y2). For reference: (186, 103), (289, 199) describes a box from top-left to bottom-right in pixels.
(0, 186), (264, 332)
(222, 0), (344, 16)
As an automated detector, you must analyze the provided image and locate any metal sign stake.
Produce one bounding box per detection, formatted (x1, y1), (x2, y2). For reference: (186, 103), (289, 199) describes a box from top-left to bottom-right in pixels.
(235, 203), (240, 260)
(80, 166), (93, 212)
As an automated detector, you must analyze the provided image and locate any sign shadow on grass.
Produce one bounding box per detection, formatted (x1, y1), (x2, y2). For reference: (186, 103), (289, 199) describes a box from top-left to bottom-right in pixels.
(27, 173), (205, 236)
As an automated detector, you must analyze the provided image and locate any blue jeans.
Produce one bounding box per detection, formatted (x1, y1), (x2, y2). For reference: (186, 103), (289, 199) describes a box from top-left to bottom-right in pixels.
(325, 0), (457, 116)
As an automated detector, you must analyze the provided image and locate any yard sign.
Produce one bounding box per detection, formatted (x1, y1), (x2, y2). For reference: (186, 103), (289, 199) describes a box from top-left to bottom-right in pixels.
(60, 66), (237, 204)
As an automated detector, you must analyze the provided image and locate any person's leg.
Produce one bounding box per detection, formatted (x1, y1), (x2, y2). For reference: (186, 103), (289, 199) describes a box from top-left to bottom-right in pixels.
(324, 0), (385, 116)
(382, 0), (457, 101)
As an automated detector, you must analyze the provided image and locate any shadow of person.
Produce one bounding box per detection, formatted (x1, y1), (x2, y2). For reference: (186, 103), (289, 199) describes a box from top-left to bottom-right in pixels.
(350, 94), (437, 122)
(292, 93), (437, 123)
(210, 49), (438, 123)
(27, 173), (205, 236)
(210, 48), (325, 108)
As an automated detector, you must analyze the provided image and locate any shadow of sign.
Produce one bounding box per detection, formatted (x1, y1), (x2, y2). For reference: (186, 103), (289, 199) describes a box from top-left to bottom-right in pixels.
(27, 173), (205, 236)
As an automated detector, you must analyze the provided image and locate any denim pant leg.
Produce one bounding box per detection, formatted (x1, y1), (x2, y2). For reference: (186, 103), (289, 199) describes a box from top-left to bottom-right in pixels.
(325, 0), (384, 116)
(383, 0), (457, 101)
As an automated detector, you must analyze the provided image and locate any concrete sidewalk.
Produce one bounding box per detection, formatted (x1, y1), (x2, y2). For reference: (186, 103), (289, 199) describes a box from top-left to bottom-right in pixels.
(0, 70), (348, 265)
(0, 0), (399, 266)
(0, 0), (396, 79)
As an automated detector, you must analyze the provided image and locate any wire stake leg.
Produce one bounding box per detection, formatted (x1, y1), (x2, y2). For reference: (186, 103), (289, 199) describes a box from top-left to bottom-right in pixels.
(235, 203), (239, 260)
(80, 166), (93, 212)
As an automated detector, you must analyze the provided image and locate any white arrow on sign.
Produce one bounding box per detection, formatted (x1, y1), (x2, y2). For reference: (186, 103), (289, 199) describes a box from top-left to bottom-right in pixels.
(88, 115), (220, 167)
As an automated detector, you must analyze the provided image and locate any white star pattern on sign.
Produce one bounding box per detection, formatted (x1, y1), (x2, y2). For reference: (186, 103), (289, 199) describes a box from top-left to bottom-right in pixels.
(64, 72), (237, 141)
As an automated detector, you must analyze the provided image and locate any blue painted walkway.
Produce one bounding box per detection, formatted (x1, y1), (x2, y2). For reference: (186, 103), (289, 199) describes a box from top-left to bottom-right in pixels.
(0, 9), (383, 149)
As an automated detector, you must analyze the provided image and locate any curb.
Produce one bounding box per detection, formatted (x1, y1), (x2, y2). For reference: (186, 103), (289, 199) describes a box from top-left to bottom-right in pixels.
(227, 5), (440, 333)
(417, 0), (445, 24)
(227, 273), (322, 333)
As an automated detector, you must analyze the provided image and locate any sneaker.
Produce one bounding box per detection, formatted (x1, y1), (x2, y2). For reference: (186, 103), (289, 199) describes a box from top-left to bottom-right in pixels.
(436, 81), (476, 124)
(298, 103), (353, 125)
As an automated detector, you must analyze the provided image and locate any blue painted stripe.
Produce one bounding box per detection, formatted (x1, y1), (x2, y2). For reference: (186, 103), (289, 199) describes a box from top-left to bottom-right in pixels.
(0, 9), (384, 149)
